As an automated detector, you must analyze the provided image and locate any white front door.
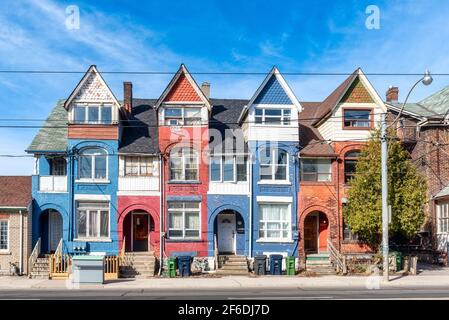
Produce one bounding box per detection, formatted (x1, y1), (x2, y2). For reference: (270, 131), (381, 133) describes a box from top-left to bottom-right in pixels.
(49, 210), (63, 252)
(217, 214), (236, 253)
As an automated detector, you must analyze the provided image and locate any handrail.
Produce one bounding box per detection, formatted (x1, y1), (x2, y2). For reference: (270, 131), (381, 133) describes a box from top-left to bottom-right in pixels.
(214, 234), (218, 270)
(54, 238), (63, 258)
(28, 238), (41, 277)
(327, 239), (347, 274)
(120, 237), (126, 265)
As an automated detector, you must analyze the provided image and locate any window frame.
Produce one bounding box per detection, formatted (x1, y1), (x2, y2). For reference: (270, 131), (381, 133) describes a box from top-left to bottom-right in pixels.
(169, 147), (199, 182)
(300, 158), (332, 182)
(342, 218), (359, 242)
(123, 156), (157, 177)
(259, 148), (289, 182)
(209, 155), (248, 183)
(437, 201), (449, 234)
(164, 106), (202, 126)
(76, 202), (110, 240)
(167, 201), (201, 240)
(77, 148), (108, 182)
(0, 220), (9, 251)
(73, 103), (113, 124)
(254, 107), (292, 126)
(344, 150), (361, 184)
(50, 157), (67, 176)
(258, 203), (292, 242)
(342, 108), (373, 130)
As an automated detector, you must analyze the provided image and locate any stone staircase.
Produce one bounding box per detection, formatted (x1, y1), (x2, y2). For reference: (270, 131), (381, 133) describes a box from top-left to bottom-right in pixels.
(216, 255), (249, 275)
(305, 253), (335, 275)
(120, 251), (157, 278)
(29, 255), (50, 279)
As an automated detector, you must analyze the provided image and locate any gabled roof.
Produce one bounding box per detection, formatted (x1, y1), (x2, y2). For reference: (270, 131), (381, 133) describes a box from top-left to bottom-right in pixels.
(0, 176), (31, 209)
(154, 64), (211, 110)
(418, 84), (449, 118)
(313, 68), (386, 126)
(63, 65), (121, 110)
(118, 99), (160, 155)
(26, 100), (68, 153)
(238, 66), (302, 123)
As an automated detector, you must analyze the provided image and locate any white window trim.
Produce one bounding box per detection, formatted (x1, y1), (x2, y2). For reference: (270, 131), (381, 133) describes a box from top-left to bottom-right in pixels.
(167, 202), (202, 240)
(170, 148), (199, 182)
(123, 156), (158, 177)
(76, 202), (111, 240)
(253, 106), (293, 126)
(72, 103), (114, 124)
(259, 148), (289, 183)
(210, 155), (248, 183)
(77, 148), (109, 182)
(0, 220), (9, 252)
(257, 203), (292, 243)
(437, 201), (449, 234)
(163, 106), (203, 126)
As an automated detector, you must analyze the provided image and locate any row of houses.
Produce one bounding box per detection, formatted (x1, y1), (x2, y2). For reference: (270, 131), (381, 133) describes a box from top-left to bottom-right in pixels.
(1, 64), (448, 276)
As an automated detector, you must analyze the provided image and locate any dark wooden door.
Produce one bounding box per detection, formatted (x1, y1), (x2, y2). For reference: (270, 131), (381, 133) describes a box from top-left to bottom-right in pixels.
(133, 214), (148, 251)
(304, 215), (318, 253)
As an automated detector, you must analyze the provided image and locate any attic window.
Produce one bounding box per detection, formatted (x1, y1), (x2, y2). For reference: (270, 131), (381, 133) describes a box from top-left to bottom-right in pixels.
(343, 109), (372, 129)
(164, 107), (202, 125)
(255, 108), (291, 125)
(73, 104), (112, 124)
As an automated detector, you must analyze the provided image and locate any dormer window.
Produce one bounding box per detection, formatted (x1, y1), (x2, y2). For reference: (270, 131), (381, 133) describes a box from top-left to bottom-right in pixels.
(164, 106), (202, 125)
(73, 104), (113, 124)
(255, 108), (291, 125)
(343, 108), (372, 129)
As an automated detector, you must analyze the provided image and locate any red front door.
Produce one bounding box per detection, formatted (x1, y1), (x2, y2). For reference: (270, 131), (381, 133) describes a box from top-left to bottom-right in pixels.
(133, 214), (149, 251)
(318, 213), (329, 252)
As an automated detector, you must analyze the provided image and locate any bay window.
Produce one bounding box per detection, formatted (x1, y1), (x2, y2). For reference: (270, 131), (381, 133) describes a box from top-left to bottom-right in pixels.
(258, 204), (291, 241)
(76, 202), (109, 239)
(164, 107), (202, 125)
(255, 108), (291, 125)
(0, 220), (8, 250)
(124, 156), (157, 176)
(167, 202), (201, 239)
(170, 147), (198, 181)
(437, 201), (449, 234)
(301, 158), (332, 182)
(260, 148), (288, 181)
(73, 104), (113, 124)
(210, 155), (247, 182)
(79, 148), (108, 180)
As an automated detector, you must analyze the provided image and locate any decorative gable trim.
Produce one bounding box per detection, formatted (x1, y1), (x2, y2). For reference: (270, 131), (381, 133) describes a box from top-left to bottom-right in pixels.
(63, 65), (120, 110)
(238, 66), (302, 124)
(155, 64), (211, 111)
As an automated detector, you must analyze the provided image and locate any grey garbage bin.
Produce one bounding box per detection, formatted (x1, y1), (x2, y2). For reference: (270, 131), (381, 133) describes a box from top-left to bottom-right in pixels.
(72, 255), (105, 284)
(269, 254), (283, 275)
(254, 255), (267, 275)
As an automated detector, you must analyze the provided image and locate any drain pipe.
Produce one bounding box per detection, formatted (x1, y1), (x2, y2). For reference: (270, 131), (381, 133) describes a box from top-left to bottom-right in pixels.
(158, 153), (164, 276)
(248, 153), (253, 258)
(19, 209), (23, 275)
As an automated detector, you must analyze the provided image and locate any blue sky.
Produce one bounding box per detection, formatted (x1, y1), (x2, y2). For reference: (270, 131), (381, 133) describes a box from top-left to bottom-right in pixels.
(1, 0), (449, 174)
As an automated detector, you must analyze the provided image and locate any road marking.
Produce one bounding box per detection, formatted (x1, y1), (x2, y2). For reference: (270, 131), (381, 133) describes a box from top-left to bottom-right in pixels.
(228, 296), (334, 300)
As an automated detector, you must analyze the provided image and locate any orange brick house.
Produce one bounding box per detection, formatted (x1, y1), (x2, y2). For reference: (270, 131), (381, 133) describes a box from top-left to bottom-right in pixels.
(297, 68), (387, 263)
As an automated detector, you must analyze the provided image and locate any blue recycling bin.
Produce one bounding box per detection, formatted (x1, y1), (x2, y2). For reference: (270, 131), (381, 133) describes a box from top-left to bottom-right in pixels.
(269, 254), (283, 275)
(178, 256), (192, 277)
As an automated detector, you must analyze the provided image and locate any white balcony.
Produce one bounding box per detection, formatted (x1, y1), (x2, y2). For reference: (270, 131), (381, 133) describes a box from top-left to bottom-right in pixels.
(118, 176), (159, 192)
(39, 175), (67, 192)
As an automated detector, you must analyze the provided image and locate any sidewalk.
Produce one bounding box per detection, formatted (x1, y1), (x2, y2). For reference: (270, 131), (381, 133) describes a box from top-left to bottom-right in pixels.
(1, 268), (449, 291)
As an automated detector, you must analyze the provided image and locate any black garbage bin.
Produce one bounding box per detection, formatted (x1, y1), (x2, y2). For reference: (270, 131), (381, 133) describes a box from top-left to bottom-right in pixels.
(254, 255), (267, 275)
(178, 256), (192, 277)
(269, 254), (283, 275)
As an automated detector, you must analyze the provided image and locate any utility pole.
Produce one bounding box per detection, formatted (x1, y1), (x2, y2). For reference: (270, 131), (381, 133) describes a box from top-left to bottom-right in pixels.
(381, 113), (389, 281)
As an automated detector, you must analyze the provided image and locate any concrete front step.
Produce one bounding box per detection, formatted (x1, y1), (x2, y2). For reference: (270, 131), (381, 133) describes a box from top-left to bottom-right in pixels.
(216, 270), (249, 275)
(30, 274), (50, 279)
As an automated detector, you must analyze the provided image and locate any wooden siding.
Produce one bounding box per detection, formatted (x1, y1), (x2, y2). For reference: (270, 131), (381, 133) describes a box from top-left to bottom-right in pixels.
(68, 125), (119, 140)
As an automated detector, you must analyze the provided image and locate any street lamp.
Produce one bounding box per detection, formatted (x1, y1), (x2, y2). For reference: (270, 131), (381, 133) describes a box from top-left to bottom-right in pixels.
(381, 70), (433, 281)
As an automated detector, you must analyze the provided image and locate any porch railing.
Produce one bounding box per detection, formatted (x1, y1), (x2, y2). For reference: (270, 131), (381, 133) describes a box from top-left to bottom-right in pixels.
(327, 239), (347, 274)
(28, 238), (41, 277)
(49, 239), (71, 279)
(39, 175), (67, 192)
(104, 256), (119, 280)
(119, 237), (126, 265)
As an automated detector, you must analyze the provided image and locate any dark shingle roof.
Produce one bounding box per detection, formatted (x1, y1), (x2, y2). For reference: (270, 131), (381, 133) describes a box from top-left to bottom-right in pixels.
(0, 176), (31, 208)
(26, 100), (68, 153)
(118, 99), (159, 154)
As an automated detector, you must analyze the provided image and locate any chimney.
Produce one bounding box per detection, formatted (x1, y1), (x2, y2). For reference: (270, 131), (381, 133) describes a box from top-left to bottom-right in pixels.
(201, 82), (210, 100)
(386, 86), (399, 103)
(123, 81), (133, 114)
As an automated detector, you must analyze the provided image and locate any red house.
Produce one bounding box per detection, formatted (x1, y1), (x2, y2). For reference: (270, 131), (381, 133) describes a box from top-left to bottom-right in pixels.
(155, 64), (211, 258)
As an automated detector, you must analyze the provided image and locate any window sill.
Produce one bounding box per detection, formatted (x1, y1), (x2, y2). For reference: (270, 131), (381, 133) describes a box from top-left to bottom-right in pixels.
(75, 179), (110, 184)
(300, 181), (334, 186)
(165, 238), (202, 243)
(73, 238), (112, 243)
(168, 181), (201, 185)
(342, 240), (362, 244)
(0, 251), (11, 255)
(258, 181), (291, 186)
(342, 126), (373, 131)
(256, 239), (294, 244)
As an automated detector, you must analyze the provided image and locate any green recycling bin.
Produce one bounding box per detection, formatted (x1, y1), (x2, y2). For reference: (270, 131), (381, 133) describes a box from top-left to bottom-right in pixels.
(168, 257), (177, 278)
(286, 256), (296, 276)
(395, 251), (403, 271)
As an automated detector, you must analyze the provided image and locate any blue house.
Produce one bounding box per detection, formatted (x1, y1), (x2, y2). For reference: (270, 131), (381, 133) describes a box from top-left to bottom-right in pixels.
(26, 65), (123, 255)
(238, 67), (302, 261)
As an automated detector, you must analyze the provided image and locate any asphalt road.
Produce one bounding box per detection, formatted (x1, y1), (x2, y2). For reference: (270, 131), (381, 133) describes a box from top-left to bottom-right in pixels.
(0, 286), (449, 299)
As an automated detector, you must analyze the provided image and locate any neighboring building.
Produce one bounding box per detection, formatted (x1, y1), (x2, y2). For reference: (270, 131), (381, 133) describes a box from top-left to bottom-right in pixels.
(239, 67), (302, 259)
(0, 176), (31, 275)
(297, 68), (387, 261)
(386, 85), (449, 257)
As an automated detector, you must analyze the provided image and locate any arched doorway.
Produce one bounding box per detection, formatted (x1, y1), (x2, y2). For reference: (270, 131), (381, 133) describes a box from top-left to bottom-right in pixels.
(214, 210), (244, 255)
(123, 210), (154, 252)
(304, 211), (329, 253)
(39, 209), (63, 253)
